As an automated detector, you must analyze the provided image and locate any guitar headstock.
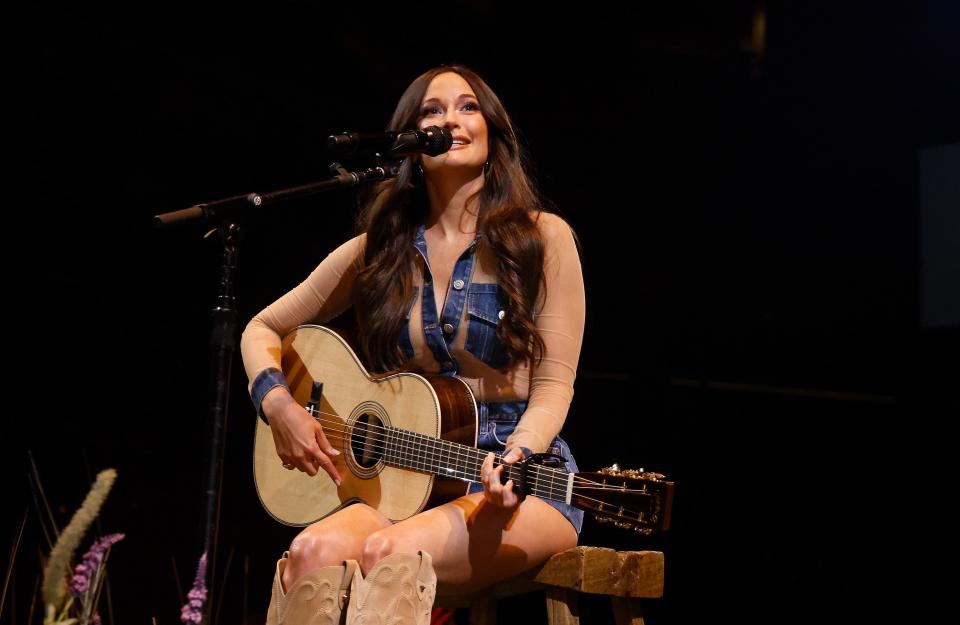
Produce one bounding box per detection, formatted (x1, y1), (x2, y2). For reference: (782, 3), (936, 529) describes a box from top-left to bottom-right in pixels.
(572, 464), (674, 534)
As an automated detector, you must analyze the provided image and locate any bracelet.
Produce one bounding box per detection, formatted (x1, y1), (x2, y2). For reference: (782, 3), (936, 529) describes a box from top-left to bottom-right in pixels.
(251, 368), (289, 424)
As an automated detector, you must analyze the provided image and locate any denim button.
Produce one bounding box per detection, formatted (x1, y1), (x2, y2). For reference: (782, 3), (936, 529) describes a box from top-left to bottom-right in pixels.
(442, 361), (454, 370)
(442, 323), (454, 335)
(453, 279), (465, 290)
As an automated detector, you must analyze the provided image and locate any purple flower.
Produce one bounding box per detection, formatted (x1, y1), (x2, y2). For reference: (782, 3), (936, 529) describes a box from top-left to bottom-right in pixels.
(179, 552), (208, 625)
(69, 533), (125, 598)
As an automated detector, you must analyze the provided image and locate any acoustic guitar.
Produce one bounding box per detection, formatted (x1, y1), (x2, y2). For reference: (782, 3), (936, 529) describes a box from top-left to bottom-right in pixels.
(253, 325), (673, 533)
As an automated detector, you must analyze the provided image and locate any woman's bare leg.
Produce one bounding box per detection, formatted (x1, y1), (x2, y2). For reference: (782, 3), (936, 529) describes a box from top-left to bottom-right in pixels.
(357, 493), (577, 594)
(282, 503), (392, 588)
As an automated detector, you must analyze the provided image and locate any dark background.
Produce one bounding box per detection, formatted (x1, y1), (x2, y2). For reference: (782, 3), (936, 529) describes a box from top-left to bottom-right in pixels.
(5, 1), (958, 624)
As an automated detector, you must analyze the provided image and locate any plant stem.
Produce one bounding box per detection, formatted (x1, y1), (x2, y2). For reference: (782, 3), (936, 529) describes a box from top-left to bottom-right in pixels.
(1, 510), (28, 618)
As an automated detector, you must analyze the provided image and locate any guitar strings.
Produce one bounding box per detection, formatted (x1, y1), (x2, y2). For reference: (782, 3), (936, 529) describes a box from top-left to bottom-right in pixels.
(319, 427), (576, 501)
(286, 416), (599, 501)
(276, 412), (660, 519)
(272, 410), (652, 499)
(279, 415), (662, 520)
(299, 411), (604, 493)
(300, 410), (620, 493)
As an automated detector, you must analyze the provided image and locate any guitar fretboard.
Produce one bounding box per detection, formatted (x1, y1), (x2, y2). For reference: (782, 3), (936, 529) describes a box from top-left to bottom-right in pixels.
(377, 425), (573, 504)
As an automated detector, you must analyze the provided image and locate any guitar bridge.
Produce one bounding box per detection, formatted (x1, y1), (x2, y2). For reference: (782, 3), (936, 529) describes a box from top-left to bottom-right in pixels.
(306, 381), (324, 417)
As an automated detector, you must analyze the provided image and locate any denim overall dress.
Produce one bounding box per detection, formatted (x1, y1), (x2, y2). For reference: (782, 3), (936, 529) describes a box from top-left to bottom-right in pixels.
(399, 226), (583, 533)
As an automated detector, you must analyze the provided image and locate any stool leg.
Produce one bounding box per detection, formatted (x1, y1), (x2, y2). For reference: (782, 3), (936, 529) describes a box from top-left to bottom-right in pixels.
(611, 597), (644, 625)
(468, 595), (497, 625)
(545, 588), (580, 625)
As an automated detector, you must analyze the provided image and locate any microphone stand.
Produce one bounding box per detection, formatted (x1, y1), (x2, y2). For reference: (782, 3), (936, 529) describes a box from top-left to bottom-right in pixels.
(154, 162), (399, 228)
(153, 161), (397, 623)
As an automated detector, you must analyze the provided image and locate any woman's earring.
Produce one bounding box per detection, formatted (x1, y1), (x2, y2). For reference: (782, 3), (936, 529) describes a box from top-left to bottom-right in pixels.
(483, 159), (491, 174)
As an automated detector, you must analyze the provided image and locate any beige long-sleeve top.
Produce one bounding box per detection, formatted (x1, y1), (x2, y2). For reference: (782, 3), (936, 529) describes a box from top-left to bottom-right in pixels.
(240, 211), (585, 453)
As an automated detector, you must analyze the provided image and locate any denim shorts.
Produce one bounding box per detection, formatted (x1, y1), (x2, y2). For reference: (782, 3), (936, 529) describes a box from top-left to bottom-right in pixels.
(466, 400), (584, 534)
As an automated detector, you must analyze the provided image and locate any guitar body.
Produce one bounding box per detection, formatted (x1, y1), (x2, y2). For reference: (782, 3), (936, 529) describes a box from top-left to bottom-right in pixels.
(253, 325), (479, 526)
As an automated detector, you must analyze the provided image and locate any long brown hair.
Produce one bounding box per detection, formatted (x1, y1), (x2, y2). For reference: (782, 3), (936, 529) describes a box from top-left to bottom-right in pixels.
(353, 65), (547, 371)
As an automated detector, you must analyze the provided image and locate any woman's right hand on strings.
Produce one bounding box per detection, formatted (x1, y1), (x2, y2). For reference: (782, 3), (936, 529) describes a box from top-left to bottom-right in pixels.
(261, 387), (342, 485)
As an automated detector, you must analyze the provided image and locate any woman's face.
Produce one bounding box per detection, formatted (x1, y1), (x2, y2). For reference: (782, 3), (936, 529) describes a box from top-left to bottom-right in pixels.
(417, 72), (489, 175)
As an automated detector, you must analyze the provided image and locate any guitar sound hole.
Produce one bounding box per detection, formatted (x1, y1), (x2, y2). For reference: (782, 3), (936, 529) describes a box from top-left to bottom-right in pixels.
(350, 413), (384, 469)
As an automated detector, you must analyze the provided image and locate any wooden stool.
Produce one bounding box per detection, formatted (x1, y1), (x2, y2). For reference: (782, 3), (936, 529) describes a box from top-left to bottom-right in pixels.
(436, 546), (664, 625)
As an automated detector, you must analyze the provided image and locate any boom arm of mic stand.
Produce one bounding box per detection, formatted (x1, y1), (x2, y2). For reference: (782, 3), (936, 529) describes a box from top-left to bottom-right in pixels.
(152, 163), (398, 228)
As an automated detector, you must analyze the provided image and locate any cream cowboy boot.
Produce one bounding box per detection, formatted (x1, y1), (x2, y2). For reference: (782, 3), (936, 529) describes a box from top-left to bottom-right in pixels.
(266, 552), (358, 625)
(346, 551), (437, 625)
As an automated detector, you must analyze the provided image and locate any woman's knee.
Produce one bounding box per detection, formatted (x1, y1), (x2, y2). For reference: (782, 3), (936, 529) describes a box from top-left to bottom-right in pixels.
(289, 504), (389, 568)
(359, 529), (398, 573)
(288, 528), (352, 571)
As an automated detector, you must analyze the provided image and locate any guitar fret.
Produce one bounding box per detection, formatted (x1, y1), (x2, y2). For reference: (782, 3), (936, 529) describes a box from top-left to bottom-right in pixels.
(384, 426), (391, 464)
(407, 431), (416, 470)
(439, 439), (447, 476)
(426, 434), (434, 472)
(461, 444), (469, 479)
(430, 435), (440, 473)
(403, 430), (411, 470)
(402, 429), (413, 470)
(414, 432), (423, 471)
(390, 428), (400, 470)
(425, 435), (431, 471)
(393, 428), (402, 469)
(407, 430), (416, 470)
(529, 466), (561, 503)
(414, 432), (422, 471)
(422, 432), (432, 472)
(471, 448), (483, 482)
(444, 440), (457, 479)
(445, 440), (454, 478)
(416, 432), (423, 471)
(390, 428), (398, 468)
(395, 430), (401, 467)
(421, 432), (431, 472)
(410, 432), (421, 469)
(393, 428), (400, 466)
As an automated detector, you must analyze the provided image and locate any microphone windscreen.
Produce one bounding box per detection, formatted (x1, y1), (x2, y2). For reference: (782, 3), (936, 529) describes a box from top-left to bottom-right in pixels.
(421, 126), (453, 156)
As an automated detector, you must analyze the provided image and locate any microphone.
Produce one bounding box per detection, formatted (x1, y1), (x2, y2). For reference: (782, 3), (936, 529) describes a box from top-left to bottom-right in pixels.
(327, 125), (453, 157)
